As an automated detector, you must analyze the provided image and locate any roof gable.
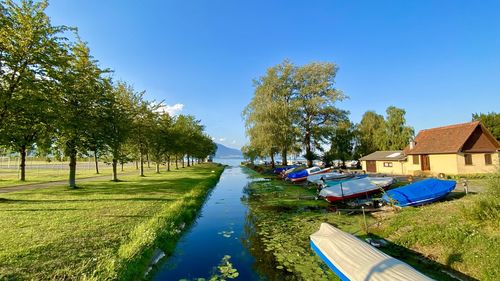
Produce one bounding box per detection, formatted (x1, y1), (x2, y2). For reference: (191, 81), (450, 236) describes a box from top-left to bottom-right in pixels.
(405, 121), (500, 155)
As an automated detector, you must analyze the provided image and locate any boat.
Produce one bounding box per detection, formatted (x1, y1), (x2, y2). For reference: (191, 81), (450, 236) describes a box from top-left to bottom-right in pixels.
(381, 178), (456, 207)
(287, 167), (333, 183)
(319, 177), (394, 202)
(306, 172), (355, 183)
(281, 166), (306, 178)
(273, 165), (297, 174)
(310, 223), (433, 281)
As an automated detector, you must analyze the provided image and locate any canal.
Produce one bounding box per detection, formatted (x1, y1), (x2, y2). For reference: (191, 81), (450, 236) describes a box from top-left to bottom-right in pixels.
(153, 159), (266, 280)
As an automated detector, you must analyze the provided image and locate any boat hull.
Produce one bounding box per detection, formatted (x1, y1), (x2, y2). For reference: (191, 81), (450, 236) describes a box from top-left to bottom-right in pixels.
(310, 223), (433, 281)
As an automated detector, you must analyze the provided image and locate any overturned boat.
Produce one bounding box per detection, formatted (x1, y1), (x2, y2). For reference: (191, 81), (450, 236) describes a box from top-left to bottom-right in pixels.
(310, 223), (433, 281)
(382, 178), (456, 207)
(319, 177), (394, 202)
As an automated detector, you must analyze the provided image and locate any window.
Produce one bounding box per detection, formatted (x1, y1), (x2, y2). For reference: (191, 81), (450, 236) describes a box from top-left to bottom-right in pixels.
(412, 155), (419, 165)
(485, 154), (492, 165)
(383, 162), (393, 167)
(464, 154), (472, 165)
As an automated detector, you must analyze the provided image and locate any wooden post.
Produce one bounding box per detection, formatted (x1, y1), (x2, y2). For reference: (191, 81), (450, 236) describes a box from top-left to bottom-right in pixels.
(362, 206), (368, 233)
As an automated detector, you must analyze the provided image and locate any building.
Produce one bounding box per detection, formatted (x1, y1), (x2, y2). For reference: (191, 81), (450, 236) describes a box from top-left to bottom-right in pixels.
(360, 121), (500, 176)
(359, 151), (406, 174)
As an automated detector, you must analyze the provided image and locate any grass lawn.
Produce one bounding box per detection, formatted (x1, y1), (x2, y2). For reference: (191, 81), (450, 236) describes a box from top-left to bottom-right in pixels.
(0, 163), (148, 188)
(0, 163), (224, 280)
(245, 166), (498, 281)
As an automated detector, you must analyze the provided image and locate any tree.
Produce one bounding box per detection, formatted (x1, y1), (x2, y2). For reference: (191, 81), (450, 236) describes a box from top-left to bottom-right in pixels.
(382, 106), (414, 150)
(243, 60), (298, 166)
(325, 120), (355, 167)
(473, 112), (500, 140)
(103, 81), (137, 181)
(355, 111), (385, 156)
(294, 62), (348, 166)
(56, 41), (108, 188)
(0, 0), (69, 180)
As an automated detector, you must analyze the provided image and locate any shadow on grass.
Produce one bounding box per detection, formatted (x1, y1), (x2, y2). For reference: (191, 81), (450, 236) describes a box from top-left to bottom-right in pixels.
(0, 198), (175, 204)
(365, 233), (478, 281)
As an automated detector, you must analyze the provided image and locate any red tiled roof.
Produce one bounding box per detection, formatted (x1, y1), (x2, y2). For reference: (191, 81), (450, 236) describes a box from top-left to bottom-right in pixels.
(404, 121), (500, 155)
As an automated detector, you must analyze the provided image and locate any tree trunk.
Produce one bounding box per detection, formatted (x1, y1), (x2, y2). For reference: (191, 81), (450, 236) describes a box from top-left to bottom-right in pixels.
(167, 155), (171, 171)
(187, 155), (190, 167)
(175, 155), (179, 169)
(135, 160), (139, 170)
(94, 150), (99, 174)
(281, 149), (288, 166)
(112, 158), (118, 181)
(139, 152), (145, 177)
(270, 153), (276, 168)
(156, 163), (160, 173)
(146, 153), (150, 168)
(305, 129), (313, 167)
(182, 156), (185, 168)
(121, 162), (124, 171)
(68, 145), (77, 188)
(19, 145), (26, 181)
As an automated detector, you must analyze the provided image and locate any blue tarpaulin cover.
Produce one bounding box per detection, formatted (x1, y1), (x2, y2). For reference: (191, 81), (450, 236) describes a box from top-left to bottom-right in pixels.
(382, 179), (456, 207)
(287, 169), (308, 179)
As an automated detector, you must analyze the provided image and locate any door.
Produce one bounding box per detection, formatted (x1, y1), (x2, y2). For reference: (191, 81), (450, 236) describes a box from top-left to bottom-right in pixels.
(421, 155), (430, 171)
(366, 160), (377, 173)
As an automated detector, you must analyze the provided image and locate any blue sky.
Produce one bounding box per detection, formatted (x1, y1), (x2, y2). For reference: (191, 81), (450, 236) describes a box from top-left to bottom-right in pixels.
(46, 0), (500, 149)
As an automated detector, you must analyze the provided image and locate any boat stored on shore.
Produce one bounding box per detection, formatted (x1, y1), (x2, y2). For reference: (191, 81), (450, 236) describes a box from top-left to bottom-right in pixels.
(319, 177), (394, 202)
(381, 178), (456, 207)
(288, 167), (333, 182)
(310, 223), (432, 281)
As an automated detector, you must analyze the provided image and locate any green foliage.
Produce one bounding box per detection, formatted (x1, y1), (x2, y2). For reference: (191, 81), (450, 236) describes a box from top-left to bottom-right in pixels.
(472, 112), (500, 140)
(242, 60), (348, 167)
(356, 106), (414, 157)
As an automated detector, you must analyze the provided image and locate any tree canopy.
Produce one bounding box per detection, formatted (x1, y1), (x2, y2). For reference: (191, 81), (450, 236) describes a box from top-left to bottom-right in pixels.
(0, 0), (216, 186)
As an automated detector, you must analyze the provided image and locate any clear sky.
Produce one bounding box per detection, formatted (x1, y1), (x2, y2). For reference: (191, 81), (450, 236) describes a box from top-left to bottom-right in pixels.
(46, 0), (500, 149)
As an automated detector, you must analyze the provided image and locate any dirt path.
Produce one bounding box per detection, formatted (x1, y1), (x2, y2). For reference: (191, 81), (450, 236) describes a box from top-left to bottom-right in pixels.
(0, 172), (137, 194)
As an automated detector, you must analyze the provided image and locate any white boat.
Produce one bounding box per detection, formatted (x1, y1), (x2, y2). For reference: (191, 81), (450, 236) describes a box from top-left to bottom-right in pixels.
(310, 223), (432, 281)
(306, 172), (353, 183)
(319, 177), (394, 202)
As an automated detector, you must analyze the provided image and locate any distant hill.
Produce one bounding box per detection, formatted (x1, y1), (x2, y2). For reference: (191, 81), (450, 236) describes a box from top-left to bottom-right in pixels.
(215, 143), (243, 159)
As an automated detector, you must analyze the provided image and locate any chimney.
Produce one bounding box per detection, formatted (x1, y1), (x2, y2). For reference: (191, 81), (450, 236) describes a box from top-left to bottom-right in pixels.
(409, 138), (415, 150)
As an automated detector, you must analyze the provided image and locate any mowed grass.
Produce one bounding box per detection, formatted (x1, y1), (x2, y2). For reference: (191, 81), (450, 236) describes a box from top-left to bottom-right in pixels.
(0, 163), (144, 188)
(0, 163), (224, 280)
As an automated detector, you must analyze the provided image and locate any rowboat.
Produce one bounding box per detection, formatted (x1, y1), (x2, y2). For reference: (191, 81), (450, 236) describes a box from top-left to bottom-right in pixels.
(381, 178), (456, 207)
(319, 177), (394, 202)
(288, 167), (333, 182)
(310, 223), (433, 281)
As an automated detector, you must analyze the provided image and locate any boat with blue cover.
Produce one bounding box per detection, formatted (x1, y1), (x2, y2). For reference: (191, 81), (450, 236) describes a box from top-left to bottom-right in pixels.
(381, 178), (456, 207)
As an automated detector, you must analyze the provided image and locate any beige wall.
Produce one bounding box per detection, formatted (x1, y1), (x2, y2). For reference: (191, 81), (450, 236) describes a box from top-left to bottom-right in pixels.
(361, 160), (406, 175)
(457, 152), (499, 174)
(429, 154), (459, 175)
(362, 152), (499, 176)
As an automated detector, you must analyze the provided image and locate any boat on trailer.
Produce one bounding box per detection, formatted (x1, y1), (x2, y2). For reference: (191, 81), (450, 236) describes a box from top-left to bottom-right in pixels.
(310, 223), (433, 281)
(319, 177), (394, 202)
(382, 178), (456, 207)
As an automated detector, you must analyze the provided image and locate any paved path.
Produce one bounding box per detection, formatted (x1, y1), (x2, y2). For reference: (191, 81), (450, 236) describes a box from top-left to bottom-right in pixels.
(0, 172), (138, 194)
